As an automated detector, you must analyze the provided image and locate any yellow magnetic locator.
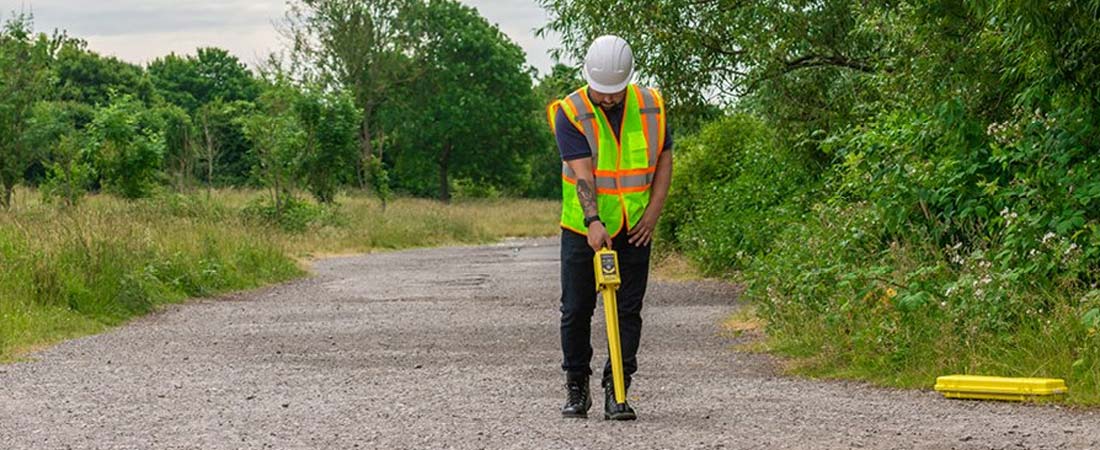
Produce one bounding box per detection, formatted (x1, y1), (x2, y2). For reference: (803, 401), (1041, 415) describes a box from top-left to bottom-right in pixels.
(594, 247), (626, 405)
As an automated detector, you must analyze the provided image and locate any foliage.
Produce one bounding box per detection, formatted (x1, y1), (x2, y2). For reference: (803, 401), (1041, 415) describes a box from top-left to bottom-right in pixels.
(239, 80), (304, 217)
(39, 132), (93, 207)
(26, 101), (96, 206)
(660, 114), (818, 273)
(0, 191), (302, 361)
(84, 93), (166, 199)
(294, 86), (361, 203)
(0, 14), (54, 207)
(54, 38), (155, 106)
(0, 189), (560, 361)
(538, 0), (884, 139)
(284, 0), (420, 192)
(155, 103), (195, 191)
(605, 0), (1100, 401)
(240, 194), (342, 232)
(4, 4), (553, 204)
(193, 99), (255, 186)
(148, 47), (260, 112)
(385, 0), (542, 202)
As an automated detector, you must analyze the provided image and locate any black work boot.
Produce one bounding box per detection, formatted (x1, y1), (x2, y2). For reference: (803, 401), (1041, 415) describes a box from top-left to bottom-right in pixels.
(603, 378), (637, 421)
(560, 372), (591, 418)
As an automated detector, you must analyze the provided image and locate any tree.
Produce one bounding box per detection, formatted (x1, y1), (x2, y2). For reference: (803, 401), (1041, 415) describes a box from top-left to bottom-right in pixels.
(387, 0), (542, 202)
(54, 38), (155, 106)
(156, 104), (195, 191)
(148, 47), (260, 112)
(189, 99), (254, 187)
(25, 101), (95, 206)
(538, 0), (890, 145)
(240, 81), (303, 217)
(147, 53), (200, 111)
(295, 86), (361, 203)
(194, 101), (221, 195)
(41, 132), (92, 207)
(0, 14), (54, 207)
(284, 0), (419, 191)
(85, 94), (166, 199)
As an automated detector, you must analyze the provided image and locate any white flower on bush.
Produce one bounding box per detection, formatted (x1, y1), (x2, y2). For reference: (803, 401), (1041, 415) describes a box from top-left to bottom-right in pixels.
(1042, 232), (1056, 245)
(1066, 243), (1079, 255)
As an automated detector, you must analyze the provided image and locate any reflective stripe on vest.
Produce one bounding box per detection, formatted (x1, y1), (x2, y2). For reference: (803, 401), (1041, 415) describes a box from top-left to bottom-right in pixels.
(555, 84), (667, 236)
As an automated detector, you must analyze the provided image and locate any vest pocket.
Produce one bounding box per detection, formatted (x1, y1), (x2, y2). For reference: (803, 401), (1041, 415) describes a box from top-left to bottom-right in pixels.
(622, 130), (649, 169)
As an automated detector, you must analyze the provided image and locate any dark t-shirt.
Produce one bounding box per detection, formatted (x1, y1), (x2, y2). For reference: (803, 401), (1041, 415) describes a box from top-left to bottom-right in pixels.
(554, 101), (673, 161)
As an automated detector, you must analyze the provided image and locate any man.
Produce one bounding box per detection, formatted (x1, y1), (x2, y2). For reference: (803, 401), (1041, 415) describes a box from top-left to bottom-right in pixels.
(546, 35), (673, 421)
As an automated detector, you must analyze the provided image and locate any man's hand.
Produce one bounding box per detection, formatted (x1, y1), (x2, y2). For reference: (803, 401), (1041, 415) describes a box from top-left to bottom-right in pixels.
(627, 209), (659, 247)
(587, 221), (613, 251)
(629, 150), (673, 248)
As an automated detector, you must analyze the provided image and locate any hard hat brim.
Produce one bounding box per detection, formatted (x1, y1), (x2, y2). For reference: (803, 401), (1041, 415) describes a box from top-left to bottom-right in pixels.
(584, 68), (633, 94)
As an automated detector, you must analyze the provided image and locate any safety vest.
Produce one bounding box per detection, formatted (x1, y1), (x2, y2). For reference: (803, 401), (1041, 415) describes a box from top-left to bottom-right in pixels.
(546, 84), (667, 237)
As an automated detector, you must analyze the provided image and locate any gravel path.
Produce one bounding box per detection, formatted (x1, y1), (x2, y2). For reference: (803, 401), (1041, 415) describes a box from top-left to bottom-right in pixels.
(2, 238), (1098, 449)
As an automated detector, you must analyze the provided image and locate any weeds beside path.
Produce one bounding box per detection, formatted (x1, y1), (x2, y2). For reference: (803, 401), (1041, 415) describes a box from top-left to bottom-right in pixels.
(0, 189), (559, 361)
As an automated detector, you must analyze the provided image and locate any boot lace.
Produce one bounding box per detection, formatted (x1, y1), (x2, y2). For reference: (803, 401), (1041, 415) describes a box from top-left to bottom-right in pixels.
(567, 383), (587, 405)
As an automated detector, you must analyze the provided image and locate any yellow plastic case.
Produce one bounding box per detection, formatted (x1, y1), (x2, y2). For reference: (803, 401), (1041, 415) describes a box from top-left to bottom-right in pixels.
(934, 375), (1067, 401)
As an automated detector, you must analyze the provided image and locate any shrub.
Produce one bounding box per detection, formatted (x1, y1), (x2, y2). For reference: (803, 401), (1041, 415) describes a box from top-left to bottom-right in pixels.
(660, 113), (818, 273)
(85, 94), (166, 199)
(240, 195), (343, 232)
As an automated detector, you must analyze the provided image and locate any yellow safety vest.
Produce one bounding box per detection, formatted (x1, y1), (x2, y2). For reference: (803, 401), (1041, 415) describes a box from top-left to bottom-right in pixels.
(546, 84), (667, 237)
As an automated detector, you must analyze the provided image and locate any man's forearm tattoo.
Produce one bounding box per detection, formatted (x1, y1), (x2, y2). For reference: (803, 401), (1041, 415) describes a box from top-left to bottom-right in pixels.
(576, 179), (599, 218)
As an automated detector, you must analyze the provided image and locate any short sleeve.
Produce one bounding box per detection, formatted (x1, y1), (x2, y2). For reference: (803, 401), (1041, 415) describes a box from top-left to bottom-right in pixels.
(554, 108), (592, 161)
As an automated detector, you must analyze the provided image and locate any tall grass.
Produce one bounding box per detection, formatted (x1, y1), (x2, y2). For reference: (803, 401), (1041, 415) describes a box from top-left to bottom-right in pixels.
(0, 188), (559, 361)
(745, 204), (1100, 405)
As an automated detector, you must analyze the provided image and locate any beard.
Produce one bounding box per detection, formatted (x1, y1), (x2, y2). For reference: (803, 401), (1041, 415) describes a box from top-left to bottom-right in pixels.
(599, 100), (623, 112)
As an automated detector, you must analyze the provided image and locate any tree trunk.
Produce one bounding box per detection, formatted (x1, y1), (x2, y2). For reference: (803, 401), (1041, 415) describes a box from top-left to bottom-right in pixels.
(359, 106), (374, 190)
(202, 116), (215, 198)
(1, 182), (12, 209)
(439, 143), (452, 203)
(378, 128), (387, 211)
(179, 128), (193, 192)
(272, 157), (282, 220)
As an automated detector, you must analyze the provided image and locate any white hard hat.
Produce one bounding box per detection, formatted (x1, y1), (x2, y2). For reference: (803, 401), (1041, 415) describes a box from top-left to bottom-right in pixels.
(583, 35), (634, 94)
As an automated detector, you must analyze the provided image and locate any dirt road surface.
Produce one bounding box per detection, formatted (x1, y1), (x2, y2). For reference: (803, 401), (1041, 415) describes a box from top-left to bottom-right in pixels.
(2, 238), (1098, 449)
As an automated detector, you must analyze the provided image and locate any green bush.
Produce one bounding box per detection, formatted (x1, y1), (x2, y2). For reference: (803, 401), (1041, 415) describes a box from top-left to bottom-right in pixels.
(40, 132), (93, 206)
(85, 94), (166, 199)
(741, 96), (1100, 401)
(660, 113), (818, 273)
(665, 56), (1100, 400)
(240, 195), (344, 232)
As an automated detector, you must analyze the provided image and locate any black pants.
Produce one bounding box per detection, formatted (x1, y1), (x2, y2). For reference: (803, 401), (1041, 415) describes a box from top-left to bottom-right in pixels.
(559, 228), (650, 385)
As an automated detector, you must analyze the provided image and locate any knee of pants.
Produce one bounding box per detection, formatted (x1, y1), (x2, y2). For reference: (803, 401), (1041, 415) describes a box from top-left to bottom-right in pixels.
(560, 299), (596, 324)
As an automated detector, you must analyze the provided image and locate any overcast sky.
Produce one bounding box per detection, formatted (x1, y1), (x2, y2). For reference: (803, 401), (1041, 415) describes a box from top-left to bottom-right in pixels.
(0, 0), (567, 75)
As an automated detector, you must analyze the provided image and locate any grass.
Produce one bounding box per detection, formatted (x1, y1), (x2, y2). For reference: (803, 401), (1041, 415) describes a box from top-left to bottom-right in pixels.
(746, 228), (1100, 405)
(651, 251), (708, 281)
(0, 188), (560, 361)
